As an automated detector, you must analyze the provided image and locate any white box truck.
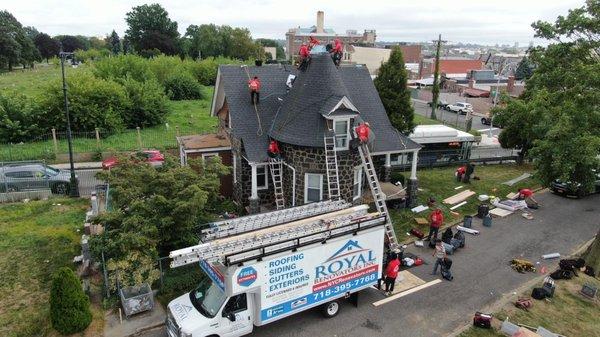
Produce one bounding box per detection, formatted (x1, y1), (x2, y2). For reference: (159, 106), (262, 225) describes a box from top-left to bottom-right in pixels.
(166, 203), (387, 337)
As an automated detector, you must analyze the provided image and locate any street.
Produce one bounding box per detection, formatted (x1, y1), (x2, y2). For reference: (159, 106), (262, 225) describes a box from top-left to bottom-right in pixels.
(76, 168), (103, 196)
(142, 191), (599, 337)
(412, 99), (502, 137)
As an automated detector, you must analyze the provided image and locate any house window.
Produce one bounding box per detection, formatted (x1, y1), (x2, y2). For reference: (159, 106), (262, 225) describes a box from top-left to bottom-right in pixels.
(334, 119), (349, 150)
(353, 167), (363, 200)
(256, 165), (268, 190)
(390, 153), (409, 166)
(202, 152), (219, 162)
(304, 173), (323, 203)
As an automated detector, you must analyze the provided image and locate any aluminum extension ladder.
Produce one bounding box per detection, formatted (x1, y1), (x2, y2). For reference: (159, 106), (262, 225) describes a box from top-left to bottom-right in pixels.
(268, 158), (285, 210)
(324, 135), (341, 200)
(357, 142), (400, 250)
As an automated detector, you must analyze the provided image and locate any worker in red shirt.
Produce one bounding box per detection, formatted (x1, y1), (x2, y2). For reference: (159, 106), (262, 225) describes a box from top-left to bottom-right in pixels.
(248, 76), (261, 105)
(298, 43), (310, 70)
(426, 208), (444, 242)
(331, 38), (343, 66)
(384, 253), (400, 296)
(355, 122), (371, 143)
(267, 140), (280, 159)
(308, 35), (320, 50)
(455, 166), (466, 182)
(518, 188), (539, 209)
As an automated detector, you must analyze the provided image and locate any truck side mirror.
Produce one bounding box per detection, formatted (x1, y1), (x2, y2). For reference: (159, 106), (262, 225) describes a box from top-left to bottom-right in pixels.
(226, 312), (236, 322)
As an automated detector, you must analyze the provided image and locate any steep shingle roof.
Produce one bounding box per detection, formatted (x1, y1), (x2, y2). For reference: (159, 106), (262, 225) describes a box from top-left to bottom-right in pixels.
(217, 55), (420, 162)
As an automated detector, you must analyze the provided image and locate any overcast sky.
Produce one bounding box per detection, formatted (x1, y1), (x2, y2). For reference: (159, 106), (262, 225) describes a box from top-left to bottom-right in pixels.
(4, 0), (585, 45)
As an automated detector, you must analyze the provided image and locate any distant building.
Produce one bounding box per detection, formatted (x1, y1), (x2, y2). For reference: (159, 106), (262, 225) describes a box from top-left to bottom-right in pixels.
(345, 45), (422, 77)
(285, 11), (376, 60)
(419, 57), (483, 79)
(263, 46), (277, 60)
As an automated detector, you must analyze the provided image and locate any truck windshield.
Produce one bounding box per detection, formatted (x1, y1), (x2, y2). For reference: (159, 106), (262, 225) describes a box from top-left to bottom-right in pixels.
(189, 278), (226, 318)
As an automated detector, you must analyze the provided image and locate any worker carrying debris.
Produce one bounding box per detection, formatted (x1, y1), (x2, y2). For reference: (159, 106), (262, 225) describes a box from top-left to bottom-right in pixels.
(267, 140), (280, 159)
(517, 188), (539, 209)
(330, 38), (343, 66)
(298, 43), (310, 71)
(248, 76), (261, 105)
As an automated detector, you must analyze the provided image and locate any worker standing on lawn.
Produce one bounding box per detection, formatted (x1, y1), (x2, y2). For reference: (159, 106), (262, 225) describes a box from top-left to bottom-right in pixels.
(455, 165), (466, 182)
(518, 188), (539, 209)
(426, 208), (443, 242)
(384, 253), (400, 296)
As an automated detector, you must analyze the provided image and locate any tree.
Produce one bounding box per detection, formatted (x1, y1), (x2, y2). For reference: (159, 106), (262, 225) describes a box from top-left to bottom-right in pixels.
(373, 46), (415, 134)
(107, 30), (121, 54)
(255, 38), (285, 60)
(0, 10), (40, 70)
(34, 33), (60, 62)
(431, 34), (443, 120)
(125, 3), (179, 55)
(495, 0), (600, 191)
(23, 26), (39, 40)
(184, 24), (223, 59)
(50, 267), (92, 335)
(89, 36), (107, 50)
(55, 35), (87, 52)
(514, 56), (533, 80)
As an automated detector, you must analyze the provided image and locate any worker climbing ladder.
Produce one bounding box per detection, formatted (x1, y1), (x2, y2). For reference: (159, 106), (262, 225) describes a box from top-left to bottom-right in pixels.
(324, 135), (341, 201)
(357, 143), (400, 250)
(268, 158), (286, 210)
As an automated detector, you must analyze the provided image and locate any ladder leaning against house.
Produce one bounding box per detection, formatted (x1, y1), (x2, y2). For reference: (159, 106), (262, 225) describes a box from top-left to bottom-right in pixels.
(323, 135), (341, 201)
(268, 158), (286, 210)
(357, 142), (400, 251)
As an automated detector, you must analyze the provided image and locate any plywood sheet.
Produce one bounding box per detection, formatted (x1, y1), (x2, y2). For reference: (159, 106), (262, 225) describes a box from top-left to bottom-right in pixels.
(390, 271), (426, 294)
(489, 207), (513, 217)
(443, 190), (476, 205)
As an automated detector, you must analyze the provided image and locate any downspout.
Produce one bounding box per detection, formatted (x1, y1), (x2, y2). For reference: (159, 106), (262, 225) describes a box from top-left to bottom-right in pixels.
(281, 161), (296, 207)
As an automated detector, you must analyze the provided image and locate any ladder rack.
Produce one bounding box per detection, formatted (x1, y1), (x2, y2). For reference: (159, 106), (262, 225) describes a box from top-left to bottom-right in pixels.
(268, 158), (285, 210)
(357, 143), (400, 250)
(171, 205), (373, 268)
(199, 200), (351, 242)
(324, 135), (341, 200)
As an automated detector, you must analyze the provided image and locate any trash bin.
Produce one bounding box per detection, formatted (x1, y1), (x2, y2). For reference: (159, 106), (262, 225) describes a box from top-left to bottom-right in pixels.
(463, 215), (473, 228)
(483, 214), (492, 227)
(477, 204), (490, 218)
(119, 283), (154, 318)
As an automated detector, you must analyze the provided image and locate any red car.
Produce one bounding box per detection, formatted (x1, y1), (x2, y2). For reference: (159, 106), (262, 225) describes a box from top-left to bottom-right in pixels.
(102, 150), (165, 170)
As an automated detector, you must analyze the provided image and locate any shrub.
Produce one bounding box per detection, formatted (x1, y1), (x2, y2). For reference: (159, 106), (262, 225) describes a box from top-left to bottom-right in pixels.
(122, 78), (169, 127)
(92, 54), (154, 83)
(39, 72), (128, 134)
(106, 251), (161, 292)
(50, 267), (92, 335)
(0, 92), (44, 143)
(164, 73), (203, 100)
(148, 55), (184, 85)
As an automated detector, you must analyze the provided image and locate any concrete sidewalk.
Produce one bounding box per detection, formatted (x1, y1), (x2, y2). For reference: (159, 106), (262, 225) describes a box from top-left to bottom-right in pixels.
(53, 161), (102, 170)
(104, 300), (166, 337)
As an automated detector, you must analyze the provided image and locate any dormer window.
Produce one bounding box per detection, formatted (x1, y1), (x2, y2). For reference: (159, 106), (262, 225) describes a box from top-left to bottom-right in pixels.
(333, 119), (350, 150)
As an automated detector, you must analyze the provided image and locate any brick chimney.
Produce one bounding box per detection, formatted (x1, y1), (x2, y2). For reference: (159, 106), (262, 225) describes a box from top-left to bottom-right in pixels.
(316, 11), (324, 34)
(468, 78), (475, 88)
(507, 75), (515, 93)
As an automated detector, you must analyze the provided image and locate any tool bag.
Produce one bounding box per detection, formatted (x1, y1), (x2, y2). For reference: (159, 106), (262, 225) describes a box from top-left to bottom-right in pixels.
(473, 312), (492, 329)
(482, 214), (492, 227)
(463, 215), (473, 228)
(531, 287), (547, 300)
(410, 228), (424, 239)
(542, 277), (555, 297)
(515, 298), (533, 311)
(453, 230), (466, 248)
(442, 228), (453, 244)
(477, 204), (489, 218)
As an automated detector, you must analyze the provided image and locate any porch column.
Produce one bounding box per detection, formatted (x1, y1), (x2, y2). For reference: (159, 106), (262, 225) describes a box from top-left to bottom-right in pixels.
(383, 153), (392, 182)
(249, 163), (260, 214)
(407, 150), (419, 208)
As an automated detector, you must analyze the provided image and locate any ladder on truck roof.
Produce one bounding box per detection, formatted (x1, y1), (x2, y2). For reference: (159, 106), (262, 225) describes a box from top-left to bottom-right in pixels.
(324, 135), (341, 200)
(268, 158), (285, 210)
(357, 142), (400, 251)
(171, 205), (387, 268)
(199, 199), (350, 242)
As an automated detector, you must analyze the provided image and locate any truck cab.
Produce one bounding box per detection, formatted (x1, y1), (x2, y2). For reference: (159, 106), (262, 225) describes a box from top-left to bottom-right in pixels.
(167, 278), (255, 337)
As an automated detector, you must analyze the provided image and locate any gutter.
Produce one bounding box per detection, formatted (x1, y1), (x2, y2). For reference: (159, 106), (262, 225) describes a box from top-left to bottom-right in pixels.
(281, 161), (296, 207)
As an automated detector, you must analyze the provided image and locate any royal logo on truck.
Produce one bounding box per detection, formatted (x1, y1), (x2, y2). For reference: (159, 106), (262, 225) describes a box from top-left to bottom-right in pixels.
(237, 266), (258, 287)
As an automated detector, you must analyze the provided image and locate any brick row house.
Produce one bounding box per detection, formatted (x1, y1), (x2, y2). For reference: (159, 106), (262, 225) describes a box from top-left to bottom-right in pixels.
(180, 52), (421, 213)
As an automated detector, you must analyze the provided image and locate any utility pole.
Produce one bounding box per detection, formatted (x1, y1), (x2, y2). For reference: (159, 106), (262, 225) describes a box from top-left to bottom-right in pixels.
(59, 46), (80, 197)
(431, 34), (446, 120)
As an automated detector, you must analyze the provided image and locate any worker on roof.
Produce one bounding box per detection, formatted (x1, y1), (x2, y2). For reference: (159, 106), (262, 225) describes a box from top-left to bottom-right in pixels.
(248, 76), (261, 105)
(268, 140), (280, 159)
(308, 35), (320, 50)
(298, 42), (310, 71)
(331, 38), (343, 66)
(355, 122), (371, 144)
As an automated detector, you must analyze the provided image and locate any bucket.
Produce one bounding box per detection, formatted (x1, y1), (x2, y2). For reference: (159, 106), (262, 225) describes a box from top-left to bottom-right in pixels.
(463, 215), (473, 228)
(483, 214), (492, 227)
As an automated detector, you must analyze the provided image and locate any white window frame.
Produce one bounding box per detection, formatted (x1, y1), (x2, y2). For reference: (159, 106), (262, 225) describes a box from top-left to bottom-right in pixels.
(256, 164), (268, 190)
(333, 118), (350, 150)
(353, 167), (363, 200)
(304, 173), (323, 204)
(390, 153), (409, 166)
(201, 152), (219, 161)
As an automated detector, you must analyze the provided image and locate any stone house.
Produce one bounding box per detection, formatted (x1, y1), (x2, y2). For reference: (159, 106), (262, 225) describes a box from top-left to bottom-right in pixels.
(183, 52), (421, 213)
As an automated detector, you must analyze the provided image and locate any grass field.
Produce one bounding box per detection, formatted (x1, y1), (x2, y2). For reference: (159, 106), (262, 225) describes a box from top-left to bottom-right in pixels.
(0, 197), (96, 337)
(390, 164), (539, 242)
(0, 63), (84, 96)
(459, 273), (600, 337)
(414, 113), (441, 126)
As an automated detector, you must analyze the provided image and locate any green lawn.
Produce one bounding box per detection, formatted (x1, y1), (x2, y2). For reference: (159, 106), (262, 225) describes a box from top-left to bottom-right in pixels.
(0, 198), (90, 337)
(0, 63), (85, 96)
(459, 273), (600, 337)
(390, 164), (539, 242)
(414, 114), (441, 126)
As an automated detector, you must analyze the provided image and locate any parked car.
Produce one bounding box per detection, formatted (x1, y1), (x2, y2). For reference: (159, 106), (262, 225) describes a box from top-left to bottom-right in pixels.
(102, 150), (165, 170)
(550, 171), (600, 198)
(427, 100), (449, 110)
(480, 117), (503, 128)
(0, 164), (76, 194)
(447, 102), (473, 115)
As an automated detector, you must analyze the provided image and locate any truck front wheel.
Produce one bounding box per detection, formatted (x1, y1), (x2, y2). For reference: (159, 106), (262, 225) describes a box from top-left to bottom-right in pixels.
(321, 300), (340, 318)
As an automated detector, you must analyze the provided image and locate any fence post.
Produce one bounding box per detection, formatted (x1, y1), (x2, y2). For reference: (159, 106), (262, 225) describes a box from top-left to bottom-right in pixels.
(158, 257), (164, 289)
(136, 127), (142, 150)
(51, 128), (58, 154)
(175, 125), (180, 138)
(95, 128), (101, 150)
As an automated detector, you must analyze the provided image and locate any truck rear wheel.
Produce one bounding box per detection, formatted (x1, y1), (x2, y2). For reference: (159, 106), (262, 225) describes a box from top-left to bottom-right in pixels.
(321, 300), (340, 318)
